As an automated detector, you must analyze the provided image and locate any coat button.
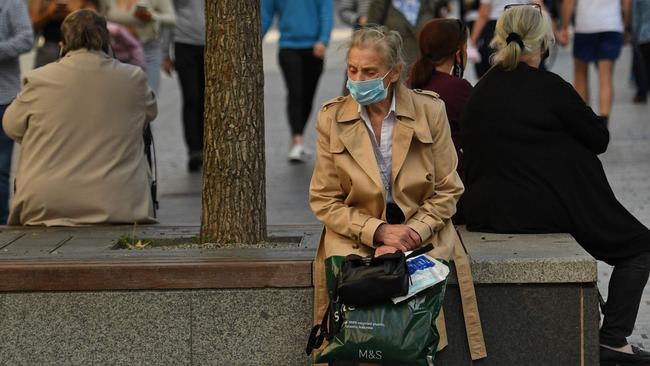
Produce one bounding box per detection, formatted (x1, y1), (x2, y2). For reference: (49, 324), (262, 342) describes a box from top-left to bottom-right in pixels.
(426, 173), (433, 181)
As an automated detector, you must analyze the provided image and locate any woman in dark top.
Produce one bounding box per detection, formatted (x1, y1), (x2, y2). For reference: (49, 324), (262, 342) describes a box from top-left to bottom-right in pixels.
(462, 5), (650, 365)
(411, 18), (472, 224)
(30, 0), (72, 68)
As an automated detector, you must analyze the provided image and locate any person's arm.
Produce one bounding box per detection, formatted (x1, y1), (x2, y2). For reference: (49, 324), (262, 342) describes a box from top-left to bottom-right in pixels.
(309, 111), (386, 248)
(260, 0), (275, 39)
(551, 77), (609, 154)
(470, 2), (491, 46)
(150, 0), (177, 27)
(318, 0), (333, 44)
(313, 0), (333, 58)
(405, 99), (464, 243)
(160, 26), (174, 74)
(0, 2), (34, 62)
(366, 0), (389, 25)
(621, 0), (632, 36)
(338, 0), (361, 27)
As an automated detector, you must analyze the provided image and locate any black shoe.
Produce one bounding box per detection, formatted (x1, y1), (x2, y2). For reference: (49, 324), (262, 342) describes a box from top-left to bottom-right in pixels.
(634, 94), (648, 104)
(601, 345), (650, 365)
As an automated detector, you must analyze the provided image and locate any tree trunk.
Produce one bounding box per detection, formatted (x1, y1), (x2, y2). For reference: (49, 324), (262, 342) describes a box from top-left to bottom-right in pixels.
(201, 0), (266, 244)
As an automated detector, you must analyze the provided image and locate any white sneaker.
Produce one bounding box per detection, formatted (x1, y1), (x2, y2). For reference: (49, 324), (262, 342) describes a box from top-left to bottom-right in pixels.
(288, 144), (310, 163)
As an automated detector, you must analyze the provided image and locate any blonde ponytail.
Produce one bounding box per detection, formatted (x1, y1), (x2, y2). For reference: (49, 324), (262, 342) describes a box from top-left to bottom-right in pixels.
(490, 6), (554, 70)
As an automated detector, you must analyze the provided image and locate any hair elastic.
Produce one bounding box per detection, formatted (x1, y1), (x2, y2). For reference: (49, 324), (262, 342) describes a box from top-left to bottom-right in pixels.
(506, 32), (524, 49)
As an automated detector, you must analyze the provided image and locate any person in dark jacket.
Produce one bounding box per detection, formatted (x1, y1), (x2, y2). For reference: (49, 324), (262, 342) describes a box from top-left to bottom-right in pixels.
(410, 18), (472, 224)
(462, 5), (650, 365)
(367, 0), (447, 75)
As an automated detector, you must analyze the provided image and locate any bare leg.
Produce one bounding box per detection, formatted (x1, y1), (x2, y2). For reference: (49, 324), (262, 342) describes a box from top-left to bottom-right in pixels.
(597, 59), (615, 117)
(292, 134), (304, 146)
(574, 58), (590, 104)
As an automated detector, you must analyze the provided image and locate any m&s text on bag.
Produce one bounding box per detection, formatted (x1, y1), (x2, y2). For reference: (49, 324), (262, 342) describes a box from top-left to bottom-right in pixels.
(359, 349), (383, 360)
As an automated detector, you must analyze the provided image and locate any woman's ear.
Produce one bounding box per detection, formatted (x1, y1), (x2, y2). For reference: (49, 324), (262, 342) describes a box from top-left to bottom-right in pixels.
(390, 64), (403, 83)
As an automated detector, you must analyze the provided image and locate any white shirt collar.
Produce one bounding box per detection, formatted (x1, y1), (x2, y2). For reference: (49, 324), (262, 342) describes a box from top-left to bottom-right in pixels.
(358, 91), (397, 122)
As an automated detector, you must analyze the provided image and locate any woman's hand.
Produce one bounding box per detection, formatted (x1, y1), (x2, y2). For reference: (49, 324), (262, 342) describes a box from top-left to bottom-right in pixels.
(374, 245), (398, 257)
(134, 6), (153, 22)
(312, 42), (326, 59)
(373, 224), (422, 252)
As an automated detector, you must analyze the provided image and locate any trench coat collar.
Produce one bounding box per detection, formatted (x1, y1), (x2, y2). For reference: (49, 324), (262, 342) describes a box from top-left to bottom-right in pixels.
(336, 83), (419, 193)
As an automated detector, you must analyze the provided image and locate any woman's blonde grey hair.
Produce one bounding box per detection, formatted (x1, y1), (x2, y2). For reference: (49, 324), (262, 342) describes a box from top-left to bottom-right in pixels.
(347, 25), (405, 78)
(61, 9), (110, 55)
(490, 5), (554, 70)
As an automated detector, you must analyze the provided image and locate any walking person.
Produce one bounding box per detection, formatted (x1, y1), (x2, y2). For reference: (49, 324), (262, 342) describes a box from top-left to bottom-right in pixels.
(461, 5), (650, 364)
(103, 0), (176, 92)
(29, 0), (72, 68)
(261, 0), (333, 163)
(0, 0), (34, 224)
(557, 0), (632, 124)
(162, 0), (205, 172)
(469, 0), (542, 78)
(632, 0), (650, 104)
(367, 0), (448, 75)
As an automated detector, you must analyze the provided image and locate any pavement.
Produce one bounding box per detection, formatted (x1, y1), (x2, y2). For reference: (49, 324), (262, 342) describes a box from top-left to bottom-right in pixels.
(13, 26), (650, 349)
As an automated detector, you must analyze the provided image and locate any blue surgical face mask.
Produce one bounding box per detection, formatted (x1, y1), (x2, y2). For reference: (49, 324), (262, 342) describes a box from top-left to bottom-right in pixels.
(346, 71), (392, 106)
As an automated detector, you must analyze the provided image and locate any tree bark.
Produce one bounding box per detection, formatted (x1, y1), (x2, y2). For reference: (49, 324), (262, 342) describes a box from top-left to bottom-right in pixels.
(201, 0), (266, 244)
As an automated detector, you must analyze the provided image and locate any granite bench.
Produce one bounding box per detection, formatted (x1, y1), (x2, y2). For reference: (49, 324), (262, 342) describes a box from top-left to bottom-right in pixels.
(0, 225), (598, 365)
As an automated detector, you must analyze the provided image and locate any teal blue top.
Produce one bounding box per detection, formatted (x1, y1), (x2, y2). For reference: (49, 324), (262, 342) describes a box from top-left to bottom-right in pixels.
(633, 0), (650, 44)
(261, 0), (333, 49)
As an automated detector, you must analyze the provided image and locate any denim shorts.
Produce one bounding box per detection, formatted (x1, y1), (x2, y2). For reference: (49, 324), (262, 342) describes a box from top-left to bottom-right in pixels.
(573, 32), (624, 62)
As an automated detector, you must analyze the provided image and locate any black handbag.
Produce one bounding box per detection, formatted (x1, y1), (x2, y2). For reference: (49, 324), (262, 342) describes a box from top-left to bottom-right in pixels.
(337, 244), (433, 307)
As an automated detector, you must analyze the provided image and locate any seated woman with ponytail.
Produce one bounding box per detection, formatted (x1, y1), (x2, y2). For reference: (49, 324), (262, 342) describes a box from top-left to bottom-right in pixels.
(410, 18), (471, 224)
(462, 4), (650, 365)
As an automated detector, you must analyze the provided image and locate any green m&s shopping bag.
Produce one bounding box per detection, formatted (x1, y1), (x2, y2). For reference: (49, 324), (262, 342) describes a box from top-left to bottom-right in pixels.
(313, 255), (447, 365)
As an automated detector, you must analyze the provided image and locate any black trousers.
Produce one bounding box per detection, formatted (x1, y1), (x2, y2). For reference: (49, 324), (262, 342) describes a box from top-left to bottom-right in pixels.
(636, 42), (650, 98)
(600, 251), (650, 347)
(278, 48), (323, 136)
(174, 42), (205, 156)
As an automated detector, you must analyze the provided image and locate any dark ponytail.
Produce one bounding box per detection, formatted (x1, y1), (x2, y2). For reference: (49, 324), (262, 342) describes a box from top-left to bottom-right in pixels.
(409, 18), (468, 89)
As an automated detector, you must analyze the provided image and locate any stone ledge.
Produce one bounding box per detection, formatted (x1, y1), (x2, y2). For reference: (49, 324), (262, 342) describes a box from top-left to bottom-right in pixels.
(456, 227), (597, 284)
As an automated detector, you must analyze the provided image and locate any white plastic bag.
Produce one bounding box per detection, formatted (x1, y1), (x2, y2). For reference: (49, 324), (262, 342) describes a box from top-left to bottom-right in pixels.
(392, 254), (449, 304)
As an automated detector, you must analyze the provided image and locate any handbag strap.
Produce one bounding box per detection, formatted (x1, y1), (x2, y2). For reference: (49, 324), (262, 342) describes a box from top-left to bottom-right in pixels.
(406, 243), (434, 260)
(305, 303), (330, 355)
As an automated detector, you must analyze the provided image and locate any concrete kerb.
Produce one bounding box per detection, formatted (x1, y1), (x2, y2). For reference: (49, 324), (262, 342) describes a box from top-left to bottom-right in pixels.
(0, 224), (599, 365)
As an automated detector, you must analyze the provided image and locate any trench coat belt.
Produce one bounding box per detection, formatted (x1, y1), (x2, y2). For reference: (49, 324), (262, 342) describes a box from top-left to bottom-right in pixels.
(452, 231), (488, 360)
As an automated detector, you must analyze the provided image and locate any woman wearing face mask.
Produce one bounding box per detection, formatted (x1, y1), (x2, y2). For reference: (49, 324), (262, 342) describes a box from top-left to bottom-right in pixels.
(462, 5), (650, 364)
(410, 18), (471, 224)
(309, 26), (471, 361)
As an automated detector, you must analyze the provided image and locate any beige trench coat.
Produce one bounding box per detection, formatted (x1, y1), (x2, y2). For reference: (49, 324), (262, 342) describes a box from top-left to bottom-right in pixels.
(309, 84), (486, 362)
(3, 49), (157, 226)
